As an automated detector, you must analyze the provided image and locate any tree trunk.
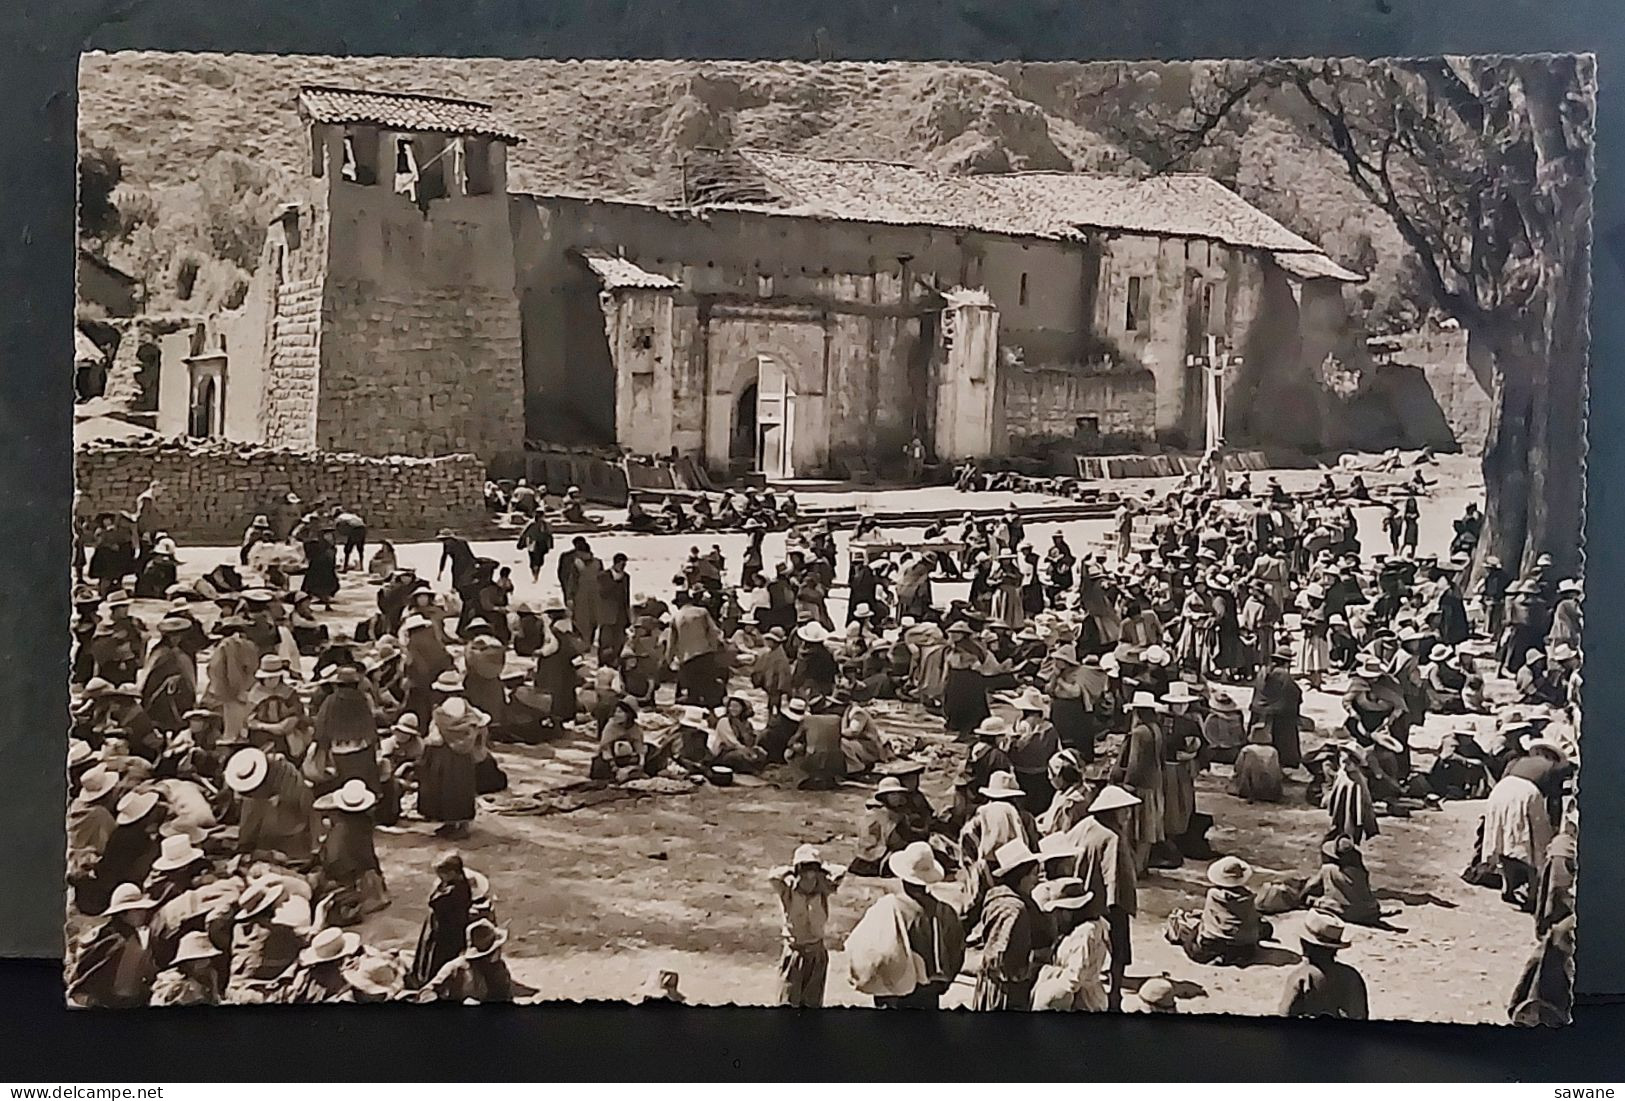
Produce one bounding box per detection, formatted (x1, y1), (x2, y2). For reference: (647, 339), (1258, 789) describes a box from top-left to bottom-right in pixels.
(1472, 312), (1586, 581)
(1475, 330), (1536, 576)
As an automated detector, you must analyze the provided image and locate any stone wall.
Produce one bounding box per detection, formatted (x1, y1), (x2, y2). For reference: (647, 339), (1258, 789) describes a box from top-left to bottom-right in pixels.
(260, 206), (328, 451)
(74, 440), (486, 542)
(317, 282), (525, 464)
(1388, 329), (1492, 454)
(1001, 363), (1157, 446)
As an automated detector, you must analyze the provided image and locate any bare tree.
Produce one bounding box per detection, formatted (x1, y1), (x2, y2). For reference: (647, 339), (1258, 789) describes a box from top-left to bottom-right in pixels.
(1145, 56), (1594, 575)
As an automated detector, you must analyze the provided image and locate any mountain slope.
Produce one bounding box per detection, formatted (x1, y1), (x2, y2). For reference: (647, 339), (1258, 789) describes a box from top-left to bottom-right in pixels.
(78, 52), (1402, 315)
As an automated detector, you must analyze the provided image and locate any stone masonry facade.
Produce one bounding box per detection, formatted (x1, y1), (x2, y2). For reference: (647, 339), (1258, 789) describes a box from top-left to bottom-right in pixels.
(1002, 364), (1158, 446)
(260, 274), (325, 449)
(75, 440), (486, 542)
(315, 283), (524, 462)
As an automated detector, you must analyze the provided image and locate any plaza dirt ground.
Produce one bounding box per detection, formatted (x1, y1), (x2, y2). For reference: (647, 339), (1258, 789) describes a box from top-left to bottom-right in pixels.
(140, 454), (1538, 1021)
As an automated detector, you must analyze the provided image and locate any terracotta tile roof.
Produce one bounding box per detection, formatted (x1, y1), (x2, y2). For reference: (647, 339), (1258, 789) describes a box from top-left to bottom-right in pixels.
(578, 250), (679, 291)
(298, 85), (523, 143)
(719, 151), (1358, 278)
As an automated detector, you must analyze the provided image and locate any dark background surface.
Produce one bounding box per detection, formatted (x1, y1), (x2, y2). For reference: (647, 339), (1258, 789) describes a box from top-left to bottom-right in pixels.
(2, 0), (1621, 1078)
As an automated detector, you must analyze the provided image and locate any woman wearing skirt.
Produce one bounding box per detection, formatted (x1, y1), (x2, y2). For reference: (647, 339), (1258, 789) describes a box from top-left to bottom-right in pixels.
(1046, 646), (1102, 762)
(1482, 742), (1571, 910)
(942, 624), (991, 739)
(420, 690), (487, 839)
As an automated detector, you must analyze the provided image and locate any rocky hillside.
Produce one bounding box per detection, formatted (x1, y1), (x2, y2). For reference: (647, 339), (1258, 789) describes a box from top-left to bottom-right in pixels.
(78, 52), (1410, 315)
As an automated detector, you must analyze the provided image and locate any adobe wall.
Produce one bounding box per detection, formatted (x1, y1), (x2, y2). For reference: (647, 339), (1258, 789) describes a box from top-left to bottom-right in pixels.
(73, 441), (486, 542)
(512, 195), (1088, 459)
(1001, 364), (1157, 446)
(1086, 234), (1267, 447)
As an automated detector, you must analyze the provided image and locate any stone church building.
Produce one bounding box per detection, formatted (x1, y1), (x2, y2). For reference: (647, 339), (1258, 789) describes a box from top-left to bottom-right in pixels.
(157, 85), (1365, 478)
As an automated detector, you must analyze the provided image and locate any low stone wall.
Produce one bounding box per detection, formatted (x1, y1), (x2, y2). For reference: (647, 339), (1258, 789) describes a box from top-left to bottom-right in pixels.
(74, 440), (487, 542)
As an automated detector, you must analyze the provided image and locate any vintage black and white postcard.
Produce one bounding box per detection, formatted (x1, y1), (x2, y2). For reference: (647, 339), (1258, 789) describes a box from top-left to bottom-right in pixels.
(65, 53), (1590, 1021)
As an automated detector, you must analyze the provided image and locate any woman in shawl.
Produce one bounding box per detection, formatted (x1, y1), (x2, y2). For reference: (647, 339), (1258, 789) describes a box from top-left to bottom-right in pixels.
(419, 686), (485, 840)
(1208, 575), (1244, 677)
(895, 555), (935, 623)
(1304, 836), (1383, 925)
(1482, 742), (1572, 911)
(461, 621), (509, 730)
(908, 622), (948, 710)
(1546, 580), (1583, 651)
(139, 618), (198, 734)
(301, 527), (341, 606)
(1295, 585), (1331, 689)
(1323, 745), (1379, 845)
(529, 612), (578, 733)
(410, 852), (475, 989)
(1031, 878), (1109, 1012)
(401, 615), (455, 729)
(1037, 749), (1096, 837)
(942, 623), (991, 739)
(960, 771), (1043, 923)
(1113, 695), (1166, 873)
(1165, 856), (1271, 965)
(1228, 725), (1284, 803)
(1046, 645), (1103, 761)
(973, 843), (1046, 1011)
(1249, 650), (1303, 771)
(1160, 686), (1204, 854)
(1075, 571), (1123, 656)
(839, 697), (891, 778)
(367, 540), (398, 582)
(245, 657), (310, 761)
(314, 779), (389, 924)
(1202, 690), (1247, 765)
(311, 665), (379, 791)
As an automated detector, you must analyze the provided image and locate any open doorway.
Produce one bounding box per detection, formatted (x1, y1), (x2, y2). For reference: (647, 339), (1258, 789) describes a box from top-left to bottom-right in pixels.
(189, 375), (218, 439)
(732, 382), (758, 466)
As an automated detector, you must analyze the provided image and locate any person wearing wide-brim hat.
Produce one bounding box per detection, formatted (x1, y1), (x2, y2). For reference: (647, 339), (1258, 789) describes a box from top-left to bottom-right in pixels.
(243, 650), (311, 762)
(1279, 912), (1368, 1020)
(420, 695), (490, 839)
(851, 842), (961, 1010)
(313, 779), (390, 925)
(340, 951), (407, 1003)
(959, 772), (1042, 928)
(225, 745), (318, 862)
(223, 877), (301, 1001)
(149, 928), (227, 1007)
(947, 719), (1014, 833)
(1003, 686), (1060, 815)
(941, 614), (993, 740)
(1200, 689), (1246, 766)
(768, 843), (847, 1007)
(971, 838), (1044, 1010)
(1067, 784), (1141, 1011)
(146, 830), (209, 909)
(283, 927), (363, 1004)
(1029, 873), (1109, 1012)
(66, 881), (159, 1008)
(1115, 691), (1167, 875)
(1166, 856), (1272, 966)
(418, 919), (515, 1004)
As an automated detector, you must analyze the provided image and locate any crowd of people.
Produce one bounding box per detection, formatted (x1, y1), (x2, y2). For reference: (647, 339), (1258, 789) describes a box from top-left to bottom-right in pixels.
(64, 461), (1579, 1019)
